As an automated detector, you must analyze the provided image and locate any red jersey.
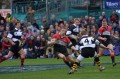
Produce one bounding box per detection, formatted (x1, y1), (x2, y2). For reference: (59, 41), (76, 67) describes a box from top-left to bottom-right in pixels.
(98, 26), (111, 41)
(52, 33), (71, 45)
(0, 42), (10, 52)
(98, 26), (111, 36)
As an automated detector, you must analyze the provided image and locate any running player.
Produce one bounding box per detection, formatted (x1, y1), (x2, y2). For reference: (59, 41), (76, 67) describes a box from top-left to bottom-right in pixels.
(48, 27), (77, 68)
(66, 18), (80, 57)
(68, 29), (111, 74)
(0, 22), (26, 69)
(97, 19), (116, 66)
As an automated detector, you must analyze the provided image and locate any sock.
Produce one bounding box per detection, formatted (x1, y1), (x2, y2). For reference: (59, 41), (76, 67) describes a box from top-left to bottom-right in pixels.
(74, 53), (78, 58)
(0, 56), (6, 63)
(93, 57), (96, 66)
(72, 62), (79, 70)
(20, 58), (25, 66)
(63, 58), (71, 68)
(110, 53), (115, 64)
(94, 57), (102, 67)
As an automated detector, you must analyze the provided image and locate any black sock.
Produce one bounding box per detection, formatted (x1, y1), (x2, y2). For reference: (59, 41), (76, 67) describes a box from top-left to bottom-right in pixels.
(63, 59), (71, 68)
(111, 56), (115, 63)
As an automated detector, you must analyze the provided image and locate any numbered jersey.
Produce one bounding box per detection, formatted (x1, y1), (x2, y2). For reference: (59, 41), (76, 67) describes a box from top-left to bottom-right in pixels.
(77, 35), (100, 50)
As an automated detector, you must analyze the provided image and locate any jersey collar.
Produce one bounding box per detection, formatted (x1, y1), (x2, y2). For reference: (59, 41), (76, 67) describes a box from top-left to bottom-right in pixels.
(15, 28), (19, 30)
(81, 35), (88, 38)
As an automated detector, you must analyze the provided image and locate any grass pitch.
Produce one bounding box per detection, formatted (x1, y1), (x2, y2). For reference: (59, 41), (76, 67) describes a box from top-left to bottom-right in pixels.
(0, 56), (120, 79)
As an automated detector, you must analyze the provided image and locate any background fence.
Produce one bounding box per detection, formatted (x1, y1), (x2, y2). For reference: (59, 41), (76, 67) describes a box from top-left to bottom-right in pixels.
(11, 0), (120, 24)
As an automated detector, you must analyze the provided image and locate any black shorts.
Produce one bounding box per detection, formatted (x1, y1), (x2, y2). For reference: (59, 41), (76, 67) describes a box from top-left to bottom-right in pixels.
(100, 40), (112, 47)
(70, 39), (77, 46)
(54, 44), (69, 57)
(0, 41), (2, 48)
(81, 47), (96, 58)
(10, 41), (22, 53)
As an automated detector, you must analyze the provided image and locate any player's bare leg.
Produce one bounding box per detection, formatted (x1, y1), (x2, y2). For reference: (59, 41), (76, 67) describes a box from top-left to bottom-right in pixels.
(58, 53), (72, 68)
(108, 44), (116, 66)
(0, 51), (13, 63)
(19, 49), (26, 69)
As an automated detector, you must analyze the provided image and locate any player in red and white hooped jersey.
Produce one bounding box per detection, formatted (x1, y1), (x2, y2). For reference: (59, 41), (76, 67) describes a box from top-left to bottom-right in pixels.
(97, 19), (116, 66)
(48, 27), (77, 69)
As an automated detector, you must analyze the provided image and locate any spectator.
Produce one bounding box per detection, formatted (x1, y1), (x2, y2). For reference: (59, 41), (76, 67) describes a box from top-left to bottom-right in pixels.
(20, 20), (25, 30)
(33, 26), (40, 35)
(26, 28), (33, 38)
(0, 19), (6, 27)
(0, 25), (4, 40)
(22, 26), (27, 34)
(26, 35), (35, 58)
(48, 25), (56, 34)
(68, 16), (74, 26)
(5, 13), (12, 23)
(34, 36), (41, 58)
(90, 19), (98, 30)
(110, 10), (119, 24)
(47, 48), (53, 58)
(26, 6), (35, 23)
(27, 22), (34, 33)
(97, 16), (103, 28)
(55, 22), (60, 33)
(79, 24), (86, 32)
(5, 23), (11, 33)
(0, 14), (5, 23)
(101, 12), (109, 22)
(84, 15), (90, 26)
(39, 35), (47, 58)
(111, 30), (120, 46)
(112, 23), (118, 32)
(49, 14), (58, 27)
(42, 17), (49, 32)
(2, 31), (8, 38)
(32, 20), (39, 30)
(115, 21), (120, 33)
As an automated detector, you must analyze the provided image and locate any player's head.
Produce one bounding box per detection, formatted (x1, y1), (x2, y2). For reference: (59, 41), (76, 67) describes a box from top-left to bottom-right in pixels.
(80, 29), (88, 36)
(15, 22), (21, 29)
(59, 27), (67, 36)
(74, 18), (80, 26)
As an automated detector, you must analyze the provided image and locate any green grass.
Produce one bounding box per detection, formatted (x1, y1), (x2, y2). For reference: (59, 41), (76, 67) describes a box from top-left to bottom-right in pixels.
(0, 56), (120, 79)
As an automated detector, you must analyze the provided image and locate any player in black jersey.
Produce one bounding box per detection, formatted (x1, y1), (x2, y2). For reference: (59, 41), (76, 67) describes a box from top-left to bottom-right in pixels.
(0, 22), (26, 69)
(66, 18), (80, 57)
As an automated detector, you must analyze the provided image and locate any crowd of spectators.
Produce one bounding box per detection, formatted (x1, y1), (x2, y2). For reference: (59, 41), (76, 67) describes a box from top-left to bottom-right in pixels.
(0, 10), (120, 59)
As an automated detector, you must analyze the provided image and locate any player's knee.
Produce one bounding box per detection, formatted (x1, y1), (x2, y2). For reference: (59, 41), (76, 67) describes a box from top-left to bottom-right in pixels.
(5, 55), (11, 59)
(110, 53), (115, 57)
(97, 53), (102, 57)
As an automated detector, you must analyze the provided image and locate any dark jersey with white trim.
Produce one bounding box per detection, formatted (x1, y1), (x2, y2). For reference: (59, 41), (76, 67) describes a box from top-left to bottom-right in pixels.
(7, 28), (22, 42)
(66, 24), (80, 45)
